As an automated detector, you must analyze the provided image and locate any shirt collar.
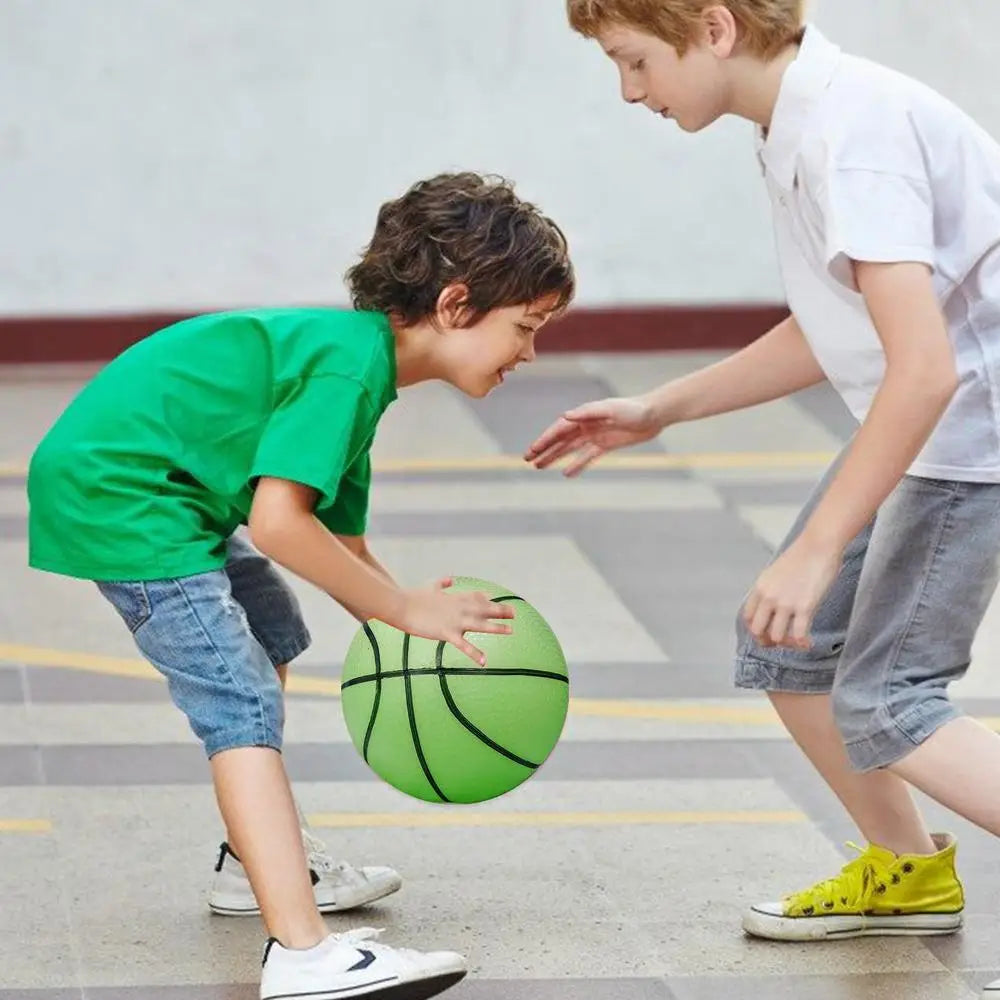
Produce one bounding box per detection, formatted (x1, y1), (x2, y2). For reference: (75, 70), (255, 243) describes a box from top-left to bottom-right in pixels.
(757, 24), (842, 189)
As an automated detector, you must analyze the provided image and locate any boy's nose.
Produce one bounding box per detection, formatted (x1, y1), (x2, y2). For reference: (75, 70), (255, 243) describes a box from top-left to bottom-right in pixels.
(621, 79), (646, 104)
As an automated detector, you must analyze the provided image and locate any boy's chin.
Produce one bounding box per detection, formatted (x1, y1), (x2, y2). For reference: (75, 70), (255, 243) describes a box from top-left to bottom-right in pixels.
(453, 372), (499, 399)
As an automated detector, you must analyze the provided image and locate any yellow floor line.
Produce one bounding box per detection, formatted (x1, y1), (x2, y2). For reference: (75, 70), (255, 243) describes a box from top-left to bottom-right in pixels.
(6, 643), (996, 731)
(0, 819), (52, 833)
(0, 644), (782, 723)
(307, 810), (806, 828)
(0, 449), (835, 482)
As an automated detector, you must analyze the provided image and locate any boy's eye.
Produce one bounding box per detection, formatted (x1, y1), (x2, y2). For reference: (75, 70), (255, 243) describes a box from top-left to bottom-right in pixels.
(630, 58), (646, 72)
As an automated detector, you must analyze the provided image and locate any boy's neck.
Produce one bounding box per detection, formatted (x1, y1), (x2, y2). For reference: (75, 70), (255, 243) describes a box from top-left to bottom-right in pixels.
(725, 36), (802, 129)
(390, 315), (439, 388)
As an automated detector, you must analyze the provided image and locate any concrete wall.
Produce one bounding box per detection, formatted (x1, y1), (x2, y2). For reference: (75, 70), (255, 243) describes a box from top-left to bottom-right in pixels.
(2, 0), (998, 315)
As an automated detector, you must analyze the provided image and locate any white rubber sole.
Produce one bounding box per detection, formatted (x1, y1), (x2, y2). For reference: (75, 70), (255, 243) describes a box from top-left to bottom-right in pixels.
(742, 907), (964, 941)
(261, 966), (466, 1000)
(211, 874), (402, 917)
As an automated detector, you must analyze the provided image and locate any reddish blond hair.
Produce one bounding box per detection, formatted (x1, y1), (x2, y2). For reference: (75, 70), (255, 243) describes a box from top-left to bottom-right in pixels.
(567, 0), (805, 58)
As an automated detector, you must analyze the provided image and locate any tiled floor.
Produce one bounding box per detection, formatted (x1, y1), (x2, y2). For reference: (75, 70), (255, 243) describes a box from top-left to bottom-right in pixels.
(2, 353), (999, 998)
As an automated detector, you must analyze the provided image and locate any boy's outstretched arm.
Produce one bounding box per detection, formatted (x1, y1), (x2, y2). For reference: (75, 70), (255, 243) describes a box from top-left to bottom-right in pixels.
(744, 261), (959, 648)
(526, 314), (826, 475)
(248, 478), (513, 664)
(335, 533), (396, 588)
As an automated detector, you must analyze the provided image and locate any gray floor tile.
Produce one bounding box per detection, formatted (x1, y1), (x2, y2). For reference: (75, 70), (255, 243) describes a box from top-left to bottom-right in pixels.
(0, 745), (44, 785)
(713, 479), (820, 507)
(568, 510), (769, 666)
(467, 375), (666, 457)
(790, 383), (858, 442)
(15, 739), (773, 786)
(453, 982), (676, 999)
(0, 668), (25, 703)
(39, 744), (209, 785)
(0, 992), (83, 1000)
(668, 973), (975, 1000)
(84, 989), (250, 1000)
(26, 668), (171, 704)
(0, 514), (24, 539)
(29, 984), (681, 1000)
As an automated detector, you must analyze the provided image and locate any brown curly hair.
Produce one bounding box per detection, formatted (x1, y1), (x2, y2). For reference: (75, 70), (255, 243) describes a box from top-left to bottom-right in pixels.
(346, 173), (575, 326)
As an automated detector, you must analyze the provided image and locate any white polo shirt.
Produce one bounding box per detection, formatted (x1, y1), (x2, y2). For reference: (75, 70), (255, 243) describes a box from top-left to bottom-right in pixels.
(759, 25), (1000, 480)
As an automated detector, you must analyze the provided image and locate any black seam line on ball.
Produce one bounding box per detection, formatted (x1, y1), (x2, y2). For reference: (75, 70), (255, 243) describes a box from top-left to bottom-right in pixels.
(434, 640), (541, 770)
(490, 595), (524, 603)
(360, 623), (383, 763)
(403, 632), (450, 803)
(341, 666), (569, 690)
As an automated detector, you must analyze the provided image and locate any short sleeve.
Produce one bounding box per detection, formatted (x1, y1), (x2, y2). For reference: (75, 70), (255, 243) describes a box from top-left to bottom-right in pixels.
(821, 167), (935, 290)
(250, 374), (375, 506)
(315, 450), (372, 536)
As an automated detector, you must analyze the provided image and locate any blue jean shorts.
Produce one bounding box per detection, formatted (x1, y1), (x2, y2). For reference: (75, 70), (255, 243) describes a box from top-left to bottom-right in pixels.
(96, 532), (311, 757)
(735, 450), (1000, 772)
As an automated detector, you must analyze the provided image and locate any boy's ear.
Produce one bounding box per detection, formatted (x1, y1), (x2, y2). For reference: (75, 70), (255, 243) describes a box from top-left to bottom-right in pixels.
(435, 283), (475, 330)
(702, 4), (738, 56)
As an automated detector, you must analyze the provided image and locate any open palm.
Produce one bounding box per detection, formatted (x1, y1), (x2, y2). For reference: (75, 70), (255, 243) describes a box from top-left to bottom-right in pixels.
(524, 396), (661, 476)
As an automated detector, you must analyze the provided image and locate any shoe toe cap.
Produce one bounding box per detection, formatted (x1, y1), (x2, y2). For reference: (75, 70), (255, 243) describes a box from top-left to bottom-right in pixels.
(749, 901), (786, 917)
(362, 865), (403, 885)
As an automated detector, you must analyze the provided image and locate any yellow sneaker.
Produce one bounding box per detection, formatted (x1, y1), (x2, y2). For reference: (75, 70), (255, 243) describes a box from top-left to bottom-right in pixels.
(743, 833), (964, 941)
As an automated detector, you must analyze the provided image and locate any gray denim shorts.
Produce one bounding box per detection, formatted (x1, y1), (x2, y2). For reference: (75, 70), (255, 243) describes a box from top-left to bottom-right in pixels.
(734, 451), (1000, 772)
(96, 532), (311, 758)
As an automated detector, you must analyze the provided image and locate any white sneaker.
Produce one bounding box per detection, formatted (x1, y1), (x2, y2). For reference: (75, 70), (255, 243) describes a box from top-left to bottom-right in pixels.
(983, 977), (1000, 997)
(209, 831), (402, 916)
(260, 928), (466, 1000)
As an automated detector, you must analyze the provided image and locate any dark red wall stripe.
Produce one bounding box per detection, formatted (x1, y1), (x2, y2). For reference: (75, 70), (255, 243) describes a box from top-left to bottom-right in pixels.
(0, 304), (788, 363)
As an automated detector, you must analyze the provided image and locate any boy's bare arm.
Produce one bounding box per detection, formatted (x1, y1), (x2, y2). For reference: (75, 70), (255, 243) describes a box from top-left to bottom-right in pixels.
(248, 478), (513, 663)
(250, 481), (405, 624)
(647, 313), (826, 423)
(743, 261), (958, 647)
(335, 534), (397, 588)
(795, 261), (958, 551)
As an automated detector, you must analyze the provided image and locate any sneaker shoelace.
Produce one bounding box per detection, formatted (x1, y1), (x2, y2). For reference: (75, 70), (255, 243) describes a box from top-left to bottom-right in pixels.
(302, 829), (355, 877)
(785, 843), (892, 915)
(336, 927), (424, 962)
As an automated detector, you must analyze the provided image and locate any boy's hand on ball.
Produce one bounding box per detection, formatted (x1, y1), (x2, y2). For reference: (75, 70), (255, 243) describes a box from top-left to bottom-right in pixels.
(524, 395), (661, 476)
(398, 579), (515, 666)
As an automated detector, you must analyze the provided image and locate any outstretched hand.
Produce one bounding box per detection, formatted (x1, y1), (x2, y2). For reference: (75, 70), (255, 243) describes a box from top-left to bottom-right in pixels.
(524, 396), (661, 476)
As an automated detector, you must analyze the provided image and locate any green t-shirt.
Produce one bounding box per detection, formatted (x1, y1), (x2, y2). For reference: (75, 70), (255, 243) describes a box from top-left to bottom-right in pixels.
(27, 308), (397, 581)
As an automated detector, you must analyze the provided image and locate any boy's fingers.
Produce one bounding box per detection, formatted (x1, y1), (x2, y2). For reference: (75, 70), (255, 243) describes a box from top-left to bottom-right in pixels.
(748, 601), (774, 642)
(451, 636), (486, 667)
(525, 418), (576, 459)
(531, 438), (582, 470)
(768, 608), (791, 646)
(791, 610), (813, 649)
(564, 445), (603, 477)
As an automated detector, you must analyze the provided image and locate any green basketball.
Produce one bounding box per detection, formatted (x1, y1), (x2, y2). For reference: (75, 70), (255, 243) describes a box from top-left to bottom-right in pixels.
(340, 576), (569, 803)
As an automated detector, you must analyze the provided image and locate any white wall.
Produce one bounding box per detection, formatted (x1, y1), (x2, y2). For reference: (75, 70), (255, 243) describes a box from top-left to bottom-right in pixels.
(2, 0), (1000, 314)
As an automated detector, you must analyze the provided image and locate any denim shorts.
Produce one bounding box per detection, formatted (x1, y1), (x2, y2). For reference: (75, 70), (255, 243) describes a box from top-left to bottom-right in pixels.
(735, 450), (1000, 772)
(96, 532), (311, 757)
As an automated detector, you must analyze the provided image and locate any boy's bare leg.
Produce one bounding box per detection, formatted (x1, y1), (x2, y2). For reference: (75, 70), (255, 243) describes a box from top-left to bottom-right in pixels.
(770, 691), (938, 855)
(891, 716), (1000, 835)
(211, 746), (327, 947)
